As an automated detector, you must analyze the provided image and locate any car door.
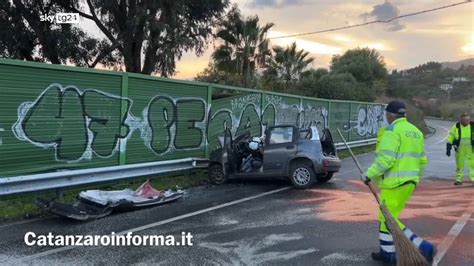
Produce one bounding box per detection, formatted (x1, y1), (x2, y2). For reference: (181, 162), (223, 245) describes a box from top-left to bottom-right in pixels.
(221, 128), (234, 175)
(263, 126), (297, 175)
(320, 128), (337, 156)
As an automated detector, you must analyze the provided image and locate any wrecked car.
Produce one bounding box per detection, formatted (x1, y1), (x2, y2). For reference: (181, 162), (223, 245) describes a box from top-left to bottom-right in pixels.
(208, 125), (341, 188)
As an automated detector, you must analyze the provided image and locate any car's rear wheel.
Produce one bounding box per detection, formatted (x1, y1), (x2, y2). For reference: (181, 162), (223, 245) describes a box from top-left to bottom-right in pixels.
(316, 172), (334, 183)
(290, 163), (316, 188)
(208, 164), (227, 185)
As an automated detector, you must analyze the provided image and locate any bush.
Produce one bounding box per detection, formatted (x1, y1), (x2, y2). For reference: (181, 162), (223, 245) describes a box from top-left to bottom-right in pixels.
(439, 100), (474, 120)
(309, 73), (376, 102)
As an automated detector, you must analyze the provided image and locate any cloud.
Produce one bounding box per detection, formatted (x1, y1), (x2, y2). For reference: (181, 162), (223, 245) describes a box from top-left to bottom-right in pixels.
(361, 0), (405, 32)
(268, 31), (343, 55)
(247, 0), (306, 8)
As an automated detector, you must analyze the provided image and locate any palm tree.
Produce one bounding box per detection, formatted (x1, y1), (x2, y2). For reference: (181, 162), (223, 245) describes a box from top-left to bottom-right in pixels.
(212, 6), (274, 87)
(265, 42), (315, 87)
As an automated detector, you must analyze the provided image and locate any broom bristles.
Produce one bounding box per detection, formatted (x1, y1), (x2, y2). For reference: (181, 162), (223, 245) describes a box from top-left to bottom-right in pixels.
(380, 203), (429, 266)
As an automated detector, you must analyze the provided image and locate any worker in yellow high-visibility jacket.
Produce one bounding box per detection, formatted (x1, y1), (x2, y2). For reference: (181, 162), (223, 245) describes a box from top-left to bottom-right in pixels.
(361, 100), (436, 264)
(446, 112), (474, 185)
(375, 126), (386, 154)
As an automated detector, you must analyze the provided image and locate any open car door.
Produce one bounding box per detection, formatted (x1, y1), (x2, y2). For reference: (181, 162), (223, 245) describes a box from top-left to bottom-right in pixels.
(221, 127), (233, 176)
(321, 128), (337, 156)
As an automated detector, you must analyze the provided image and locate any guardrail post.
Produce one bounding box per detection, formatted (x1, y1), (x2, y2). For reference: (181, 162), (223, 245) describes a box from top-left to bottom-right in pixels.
(55, 188), (64, 202)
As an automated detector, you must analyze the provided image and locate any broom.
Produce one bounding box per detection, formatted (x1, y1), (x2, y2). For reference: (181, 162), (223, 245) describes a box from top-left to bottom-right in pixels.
(337, 129), (428, 266)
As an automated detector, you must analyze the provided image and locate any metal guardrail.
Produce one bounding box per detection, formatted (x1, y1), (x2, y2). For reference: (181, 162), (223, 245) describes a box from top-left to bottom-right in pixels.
(0, 158), (209, 196)
(335, 138), (377, 150)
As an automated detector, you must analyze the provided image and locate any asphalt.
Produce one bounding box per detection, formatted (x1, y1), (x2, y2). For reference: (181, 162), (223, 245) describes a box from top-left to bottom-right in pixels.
(0, 119), (472, 265)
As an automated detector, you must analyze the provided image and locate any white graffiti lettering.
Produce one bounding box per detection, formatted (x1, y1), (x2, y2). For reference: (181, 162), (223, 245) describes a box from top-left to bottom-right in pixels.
(353, 105), (387, 137)
(230, 94), (260, 111)
(264, 95), (282, 106)
(12, 84), (133, 162)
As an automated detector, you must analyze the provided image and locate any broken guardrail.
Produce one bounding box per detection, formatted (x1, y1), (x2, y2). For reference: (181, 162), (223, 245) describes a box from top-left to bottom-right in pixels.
(0, 158), (209, 196)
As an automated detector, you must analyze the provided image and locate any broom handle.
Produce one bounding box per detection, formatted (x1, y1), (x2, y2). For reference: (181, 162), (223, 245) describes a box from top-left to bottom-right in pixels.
(337, 129), (381, 205)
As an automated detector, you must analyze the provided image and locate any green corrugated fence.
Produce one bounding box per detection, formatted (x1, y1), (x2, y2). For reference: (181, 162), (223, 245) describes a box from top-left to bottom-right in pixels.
(0, 59), (387, 177)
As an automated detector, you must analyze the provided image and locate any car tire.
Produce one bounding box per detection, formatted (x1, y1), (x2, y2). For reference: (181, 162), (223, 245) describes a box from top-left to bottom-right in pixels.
(316, 172), (334, 183)
(290, 163), (316, 188)
(208, 164), (227, 185)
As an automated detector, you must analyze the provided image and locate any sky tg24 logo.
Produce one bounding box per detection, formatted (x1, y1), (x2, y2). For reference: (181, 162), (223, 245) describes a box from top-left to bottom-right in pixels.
(40, 13), (79, 24)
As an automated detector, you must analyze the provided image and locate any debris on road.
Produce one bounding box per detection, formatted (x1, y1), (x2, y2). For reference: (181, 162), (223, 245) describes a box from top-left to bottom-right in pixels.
(36, 180), (183, 221)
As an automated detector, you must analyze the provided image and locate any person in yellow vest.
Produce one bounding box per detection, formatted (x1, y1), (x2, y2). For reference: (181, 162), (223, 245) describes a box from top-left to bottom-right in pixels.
(446, 112), (474, 185)
(361, 100), (436, 264)
(375, 126), (386, 154)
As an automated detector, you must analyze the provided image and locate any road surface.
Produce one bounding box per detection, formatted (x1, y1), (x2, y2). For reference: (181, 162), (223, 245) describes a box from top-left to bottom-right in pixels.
(0, 119), (472, 265)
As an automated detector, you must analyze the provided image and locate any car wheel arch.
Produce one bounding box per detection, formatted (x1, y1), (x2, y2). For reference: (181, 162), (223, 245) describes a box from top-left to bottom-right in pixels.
(288, 157), (314, 176)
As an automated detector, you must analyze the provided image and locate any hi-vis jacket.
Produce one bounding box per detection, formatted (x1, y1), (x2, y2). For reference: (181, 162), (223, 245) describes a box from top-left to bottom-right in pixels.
(447, 122), (474, 147)
(367, 117), (427, 189)
(375, 127), (386, 153)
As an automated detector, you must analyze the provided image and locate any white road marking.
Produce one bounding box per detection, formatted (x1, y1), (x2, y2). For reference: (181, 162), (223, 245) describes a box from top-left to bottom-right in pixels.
(433, 212), (472, 266)
(16, 186), (291, 262)
(434, 126), (450, 145)
(0, 218), (44, 230)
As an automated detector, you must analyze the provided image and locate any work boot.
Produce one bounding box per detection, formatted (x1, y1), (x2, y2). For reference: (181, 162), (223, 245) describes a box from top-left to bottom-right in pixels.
(371, 252), (396, 265)
(428, 245), (438, 263)
(454, 181), (463, 185)
(418, 241), (438, 263)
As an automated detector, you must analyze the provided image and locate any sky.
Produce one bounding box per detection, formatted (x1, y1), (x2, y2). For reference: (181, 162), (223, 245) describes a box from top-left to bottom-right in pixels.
(172, 0), (474, 79)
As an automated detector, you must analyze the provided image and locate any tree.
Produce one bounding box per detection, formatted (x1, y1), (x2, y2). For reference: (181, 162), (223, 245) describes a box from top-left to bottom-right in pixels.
(0, 0), (112, 67)
(212, 6), (273, 87)
(55, 0), (228, 76)
(314, 73), (375, 102)
(304, 68), (329, 80)
(0, 1), (36, 61)
(330, 47), (387, 84)
(195, 63), (242, 87)
(264, 42), (314, 88)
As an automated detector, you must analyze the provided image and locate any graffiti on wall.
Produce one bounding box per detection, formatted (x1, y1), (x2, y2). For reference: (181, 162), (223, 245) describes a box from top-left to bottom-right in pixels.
(353, 105), (387, 137)
(230, 94), (260, 111)
(12, 83), (210, 162)
(13, 84), (132, 162)
(143, 96), (207, 154)
(11, 83), (377, 163)
(300, 106), (329, 132)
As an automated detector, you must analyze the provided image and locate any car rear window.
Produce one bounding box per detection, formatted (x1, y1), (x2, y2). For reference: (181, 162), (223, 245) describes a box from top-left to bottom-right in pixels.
(300, 130), (312, 139)
(299, 127), (320, 140)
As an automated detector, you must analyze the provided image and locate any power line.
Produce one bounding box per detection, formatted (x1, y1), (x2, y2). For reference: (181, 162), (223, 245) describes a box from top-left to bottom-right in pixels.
(269, 0), (473, 39)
